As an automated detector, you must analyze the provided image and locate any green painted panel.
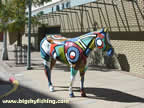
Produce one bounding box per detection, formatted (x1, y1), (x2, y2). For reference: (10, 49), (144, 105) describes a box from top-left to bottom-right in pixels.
(81, 37), (93, 46)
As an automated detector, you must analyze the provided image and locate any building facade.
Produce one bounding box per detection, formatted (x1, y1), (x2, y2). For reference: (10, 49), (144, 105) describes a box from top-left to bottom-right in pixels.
(26, 0), (144, 74)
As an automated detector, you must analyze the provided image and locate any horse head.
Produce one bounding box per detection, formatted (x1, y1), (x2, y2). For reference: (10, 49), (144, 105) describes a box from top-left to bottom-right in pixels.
(86, 28), (114, 57)
(95, 28), (114, 56)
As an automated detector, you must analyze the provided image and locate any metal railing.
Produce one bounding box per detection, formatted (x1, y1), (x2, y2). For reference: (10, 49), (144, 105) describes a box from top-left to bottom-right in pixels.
(14, 45), (27, 65)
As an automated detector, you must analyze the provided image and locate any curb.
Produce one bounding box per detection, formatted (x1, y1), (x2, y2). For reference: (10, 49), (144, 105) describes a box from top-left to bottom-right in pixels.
(0, 77), (19, 99)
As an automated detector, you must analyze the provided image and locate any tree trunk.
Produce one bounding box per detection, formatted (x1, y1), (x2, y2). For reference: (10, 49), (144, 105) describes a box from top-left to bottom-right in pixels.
(17, 33), (22, 46)
(1, 31), (8, 60)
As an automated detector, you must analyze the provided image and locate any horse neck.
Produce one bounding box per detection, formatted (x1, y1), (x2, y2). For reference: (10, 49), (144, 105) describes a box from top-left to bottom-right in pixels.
(87, 36), (96, 50)
(83, 36), (97, 56)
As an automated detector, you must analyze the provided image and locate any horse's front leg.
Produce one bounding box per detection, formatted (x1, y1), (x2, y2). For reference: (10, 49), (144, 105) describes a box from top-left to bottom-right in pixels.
(43, 60), (54, 92)
(79, 66), (88, 97)
(50, 58), (56, 70)
(69, 65), (78, 97)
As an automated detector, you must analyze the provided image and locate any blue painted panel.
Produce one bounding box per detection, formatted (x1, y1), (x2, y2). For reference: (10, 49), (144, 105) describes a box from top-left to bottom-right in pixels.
(32, 0), (97, 16)
(71, 0), (96, 7)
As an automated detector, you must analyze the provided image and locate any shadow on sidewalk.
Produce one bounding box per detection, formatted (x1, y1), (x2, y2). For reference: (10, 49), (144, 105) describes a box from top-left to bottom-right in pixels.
(0, 79), (9, 85)
(0, 79), (73, 108)
(84, 87), (144, 103)
(55, 86), (144, 103)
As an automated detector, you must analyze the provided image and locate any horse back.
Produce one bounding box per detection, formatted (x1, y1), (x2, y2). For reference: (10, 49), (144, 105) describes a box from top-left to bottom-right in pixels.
(46, 34), (68, 44)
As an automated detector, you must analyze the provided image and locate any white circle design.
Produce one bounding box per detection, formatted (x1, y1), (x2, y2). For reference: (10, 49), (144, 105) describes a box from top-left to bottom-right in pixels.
(96, 39), (102, 46)
(70, 51), (76, 59)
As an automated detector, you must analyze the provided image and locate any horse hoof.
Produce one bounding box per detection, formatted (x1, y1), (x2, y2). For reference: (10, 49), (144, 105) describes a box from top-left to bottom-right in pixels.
(81, 93), (87, 97)
(69, 93), (74, 98)
(80, 89), (87, 97)
(49, 85), (54, 92)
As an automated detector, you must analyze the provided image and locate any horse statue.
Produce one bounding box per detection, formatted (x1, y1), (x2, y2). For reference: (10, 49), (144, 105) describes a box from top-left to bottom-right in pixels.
(40, 28), (114, 97)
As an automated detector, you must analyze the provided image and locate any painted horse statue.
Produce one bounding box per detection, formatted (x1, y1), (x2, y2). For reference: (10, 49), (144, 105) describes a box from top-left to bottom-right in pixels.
(40, 28), (113, 97)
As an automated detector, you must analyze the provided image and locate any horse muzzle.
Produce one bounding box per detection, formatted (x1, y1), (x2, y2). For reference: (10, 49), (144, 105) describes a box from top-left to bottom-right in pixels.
(106, 48), (114, 56)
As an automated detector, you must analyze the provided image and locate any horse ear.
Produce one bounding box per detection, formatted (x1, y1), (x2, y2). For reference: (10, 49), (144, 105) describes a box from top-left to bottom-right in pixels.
(104, 28), (108, 32)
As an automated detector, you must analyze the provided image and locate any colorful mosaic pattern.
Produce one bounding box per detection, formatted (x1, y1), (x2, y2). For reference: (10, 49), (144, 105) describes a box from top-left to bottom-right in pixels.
(40, 28), (113, 97)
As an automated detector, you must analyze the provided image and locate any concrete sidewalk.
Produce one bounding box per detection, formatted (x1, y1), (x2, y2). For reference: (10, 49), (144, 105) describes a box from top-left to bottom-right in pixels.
(0, 42), (144, 108)
(20, 65), (144, 108)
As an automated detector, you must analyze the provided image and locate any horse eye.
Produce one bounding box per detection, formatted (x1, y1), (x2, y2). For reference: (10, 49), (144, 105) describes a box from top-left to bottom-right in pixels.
(96, 39), (103, 46)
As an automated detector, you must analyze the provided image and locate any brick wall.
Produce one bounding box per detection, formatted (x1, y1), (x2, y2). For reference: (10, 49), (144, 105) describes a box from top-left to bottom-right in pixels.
(111, 40), (144, 74)
(88, 39), (144, 74)
(43, 0), (144, 32)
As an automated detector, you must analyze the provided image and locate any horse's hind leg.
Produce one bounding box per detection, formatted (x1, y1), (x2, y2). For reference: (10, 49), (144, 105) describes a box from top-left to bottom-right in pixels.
(79, 66), (88, 97)
(69, 66), (78, 97)
(43, 60), (54, 92)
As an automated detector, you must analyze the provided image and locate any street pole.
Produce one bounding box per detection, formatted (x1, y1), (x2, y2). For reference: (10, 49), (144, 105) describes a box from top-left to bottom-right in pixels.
(27, 0), (32, 70)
